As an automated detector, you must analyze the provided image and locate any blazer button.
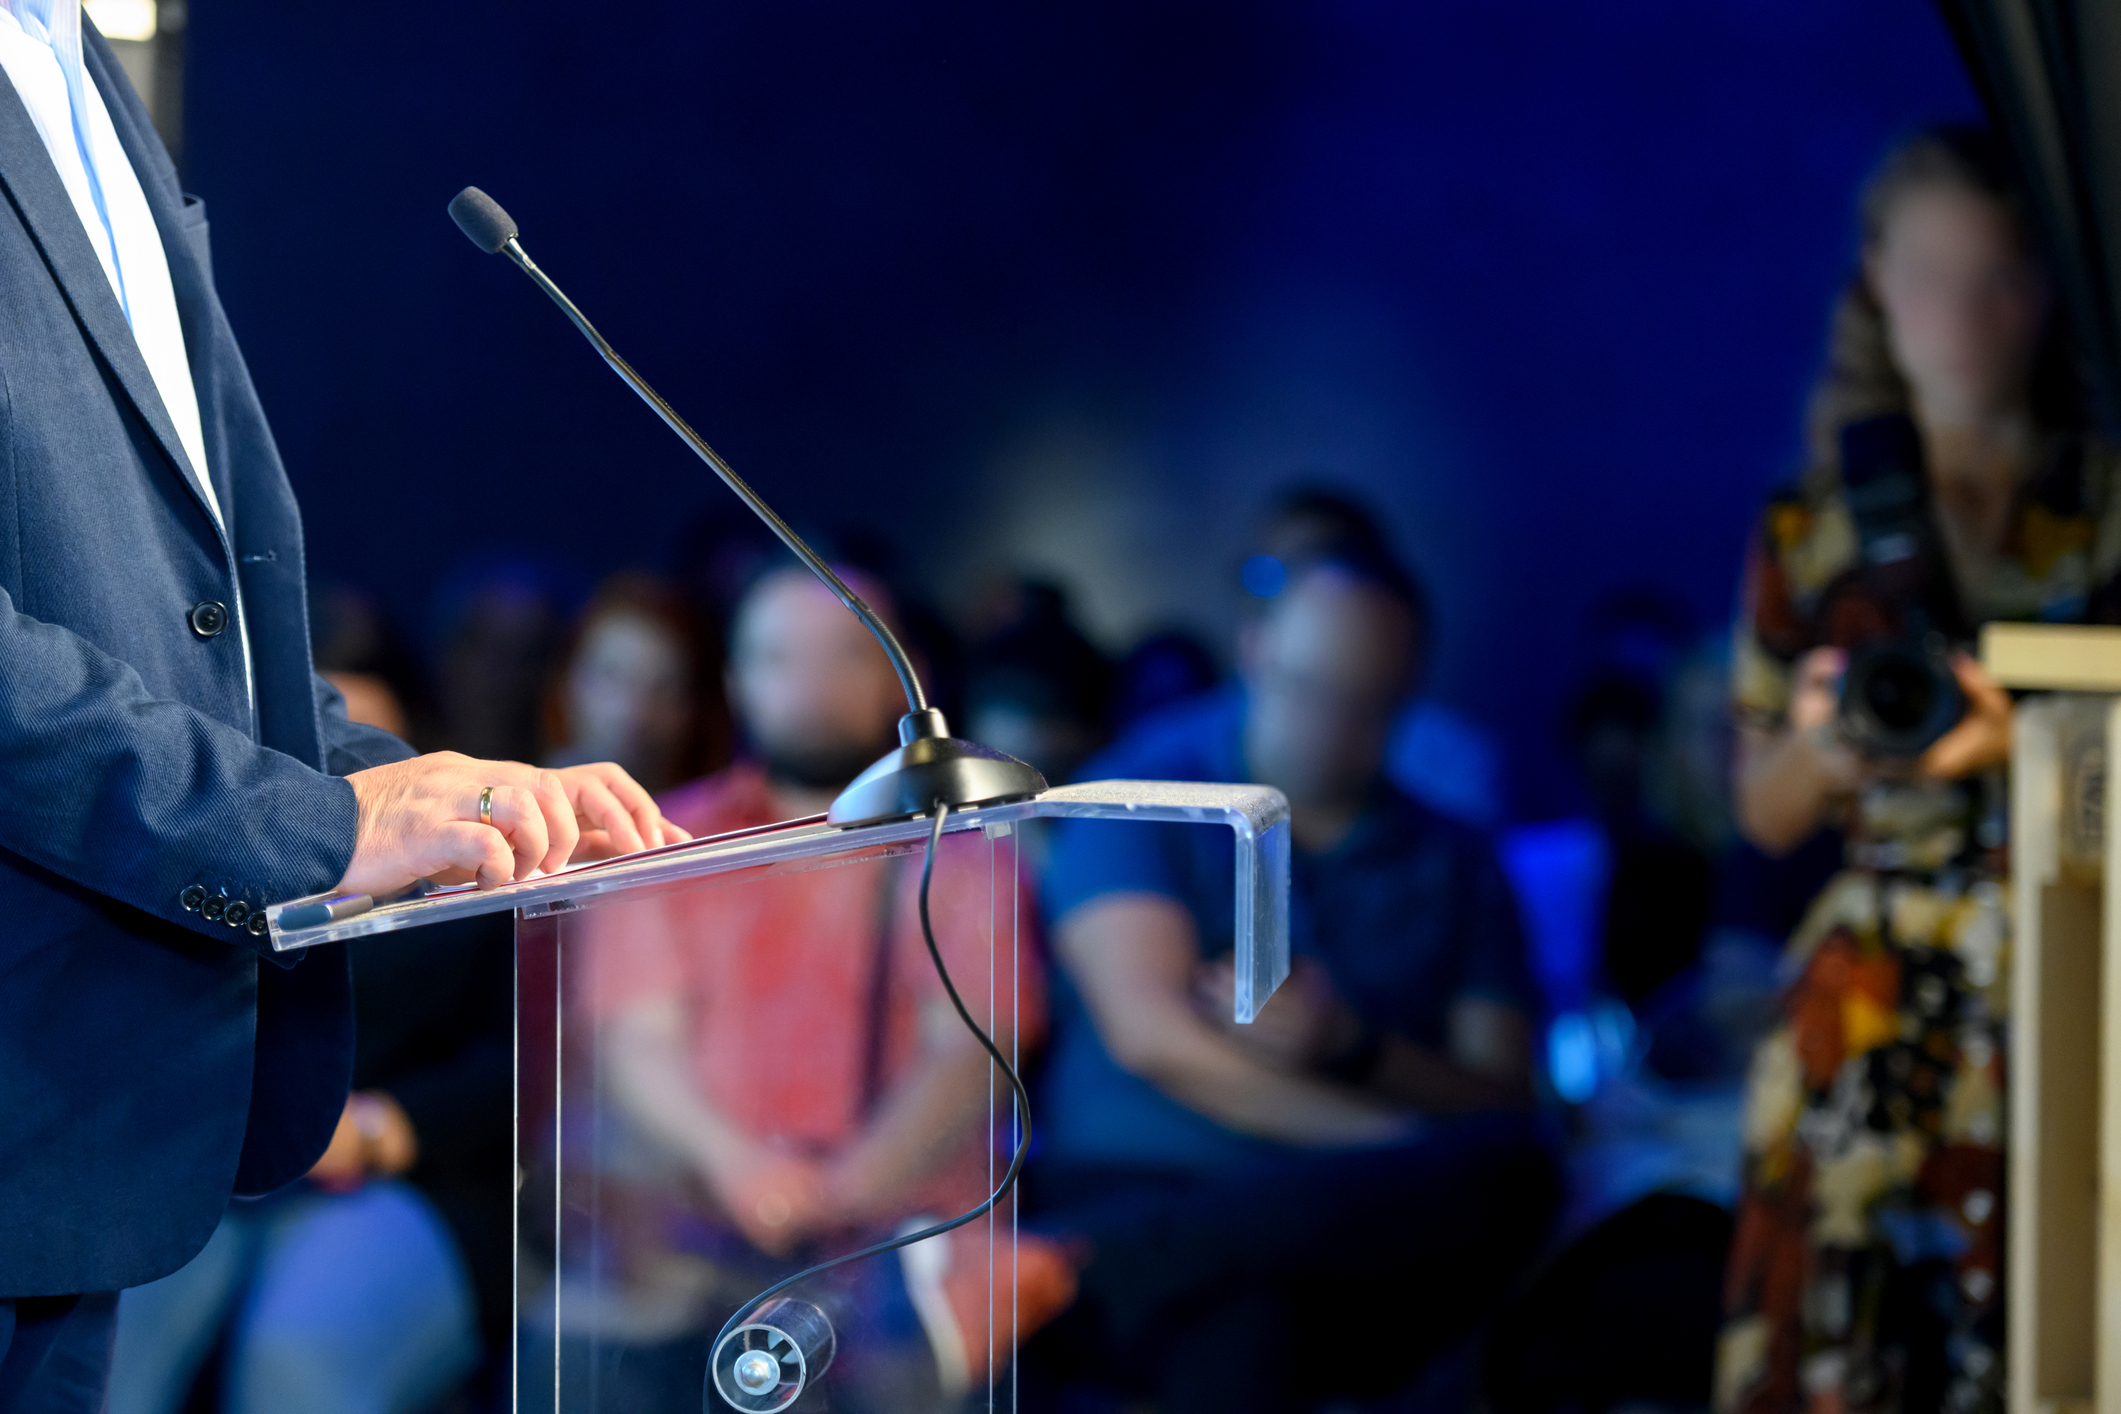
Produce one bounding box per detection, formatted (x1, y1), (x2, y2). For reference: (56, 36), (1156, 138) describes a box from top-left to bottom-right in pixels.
(200, 892), (227, 921)
(223, 900), (252, 928)
(180, 883), (206, 911)
(247, 913), (270, 938)
(189, 601), (229, 638)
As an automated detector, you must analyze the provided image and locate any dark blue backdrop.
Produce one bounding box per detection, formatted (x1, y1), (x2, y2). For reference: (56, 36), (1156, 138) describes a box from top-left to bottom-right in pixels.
(184, 0), (1980, 817)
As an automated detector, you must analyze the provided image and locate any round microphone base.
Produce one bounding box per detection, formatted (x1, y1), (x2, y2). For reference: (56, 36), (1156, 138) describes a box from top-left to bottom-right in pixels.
(828, 712), (1048, 826)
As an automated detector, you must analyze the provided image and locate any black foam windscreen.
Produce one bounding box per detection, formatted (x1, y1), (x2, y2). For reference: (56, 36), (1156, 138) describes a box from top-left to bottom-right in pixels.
(448, 187), (518, 254)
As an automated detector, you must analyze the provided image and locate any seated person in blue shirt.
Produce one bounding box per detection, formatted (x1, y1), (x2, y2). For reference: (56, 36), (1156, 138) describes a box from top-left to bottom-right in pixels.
(1026, 546), (1558, 1414)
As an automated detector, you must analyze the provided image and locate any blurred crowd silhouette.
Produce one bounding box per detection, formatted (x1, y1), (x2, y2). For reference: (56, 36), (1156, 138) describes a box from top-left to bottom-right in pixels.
(101, 478), (1763, 1414)
(100, 114), (2121, 1414)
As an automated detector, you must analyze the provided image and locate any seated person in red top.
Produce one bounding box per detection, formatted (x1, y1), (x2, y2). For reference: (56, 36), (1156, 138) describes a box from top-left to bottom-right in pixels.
(571, 559), (1070, 1412)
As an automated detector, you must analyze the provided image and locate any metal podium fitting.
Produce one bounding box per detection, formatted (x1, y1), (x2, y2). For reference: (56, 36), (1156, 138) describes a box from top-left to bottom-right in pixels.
(709, 1298), (836, 1414)
(827, 706), (1048, 826)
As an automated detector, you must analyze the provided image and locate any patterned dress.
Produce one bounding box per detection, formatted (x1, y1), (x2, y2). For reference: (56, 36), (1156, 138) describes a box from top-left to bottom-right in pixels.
(1714, 437), (2121, 1414)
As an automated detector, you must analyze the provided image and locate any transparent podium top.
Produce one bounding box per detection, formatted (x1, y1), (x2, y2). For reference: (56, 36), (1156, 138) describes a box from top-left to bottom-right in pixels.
(269, 780), (1291, 1023)
(272, 779), (1286, 1413)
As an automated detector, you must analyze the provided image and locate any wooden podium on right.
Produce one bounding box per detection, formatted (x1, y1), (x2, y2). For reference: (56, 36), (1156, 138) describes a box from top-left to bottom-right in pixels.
(1985, 624), (2121, 1414)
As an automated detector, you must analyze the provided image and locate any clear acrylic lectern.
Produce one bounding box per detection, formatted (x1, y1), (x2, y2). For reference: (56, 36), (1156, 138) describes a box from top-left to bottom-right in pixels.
(267, 781), (1288, 1414)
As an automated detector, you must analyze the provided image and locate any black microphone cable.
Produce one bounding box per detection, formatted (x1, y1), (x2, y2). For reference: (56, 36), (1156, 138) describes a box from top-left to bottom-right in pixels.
(703, 800), (1032, 1404)
(444, 188), (1037, 1403)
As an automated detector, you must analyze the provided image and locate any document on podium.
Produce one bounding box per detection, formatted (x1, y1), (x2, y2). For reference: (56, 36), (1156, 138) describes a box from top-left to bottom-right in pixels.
(266, 778), (1290, 1021)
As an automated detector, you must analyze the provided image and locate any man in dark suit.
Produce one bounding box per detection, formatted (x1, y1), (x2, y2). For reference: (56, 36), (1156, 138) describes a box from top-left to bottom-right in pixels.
(0, 8), (682, 1406)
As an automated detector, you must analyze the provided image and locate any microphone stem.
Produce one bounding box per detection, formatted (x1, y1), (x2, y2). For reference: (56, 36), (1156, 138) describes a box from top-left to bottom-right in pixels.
(498, 236), (929, 716)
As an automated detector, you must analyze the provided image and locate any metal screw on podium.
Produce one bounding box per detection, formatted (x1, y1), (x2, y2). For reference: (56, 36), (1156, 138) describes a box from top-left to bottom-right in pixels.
(732, 1350), (779, 1396)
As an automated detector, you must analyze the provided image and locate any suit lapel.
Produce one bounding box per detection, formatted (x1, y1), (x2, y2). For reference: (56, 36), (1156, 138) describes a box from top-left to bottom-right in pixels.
(0, 60), (222, 539)
(79, 27), (238, 533)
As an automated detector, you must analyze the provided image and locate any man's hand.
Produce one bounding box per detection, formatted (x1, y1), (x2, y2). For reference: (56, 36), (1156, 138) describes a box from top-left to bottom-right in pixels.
(1920, 653), (2013, 781)
(553, 760), (690, 861)
(337, 753), (687, 897)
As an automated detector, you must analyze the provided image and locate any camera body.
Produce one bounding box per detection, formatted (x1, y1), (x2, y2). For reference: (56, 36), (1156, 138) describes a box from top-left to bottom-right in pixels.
(1840, 636), (1964, 757)
(1830, 415), (1969, 758)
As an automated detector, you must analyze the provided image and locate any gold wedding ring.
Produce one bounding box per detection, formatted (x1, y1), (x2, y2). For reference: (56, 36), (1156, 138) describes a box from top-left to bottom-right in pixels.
(478, 785), (495, 827)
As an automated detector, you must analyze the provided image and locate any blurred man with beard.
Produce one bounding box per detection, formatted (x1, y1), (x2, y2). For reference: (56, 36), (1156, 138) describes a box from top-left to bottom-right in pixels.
(1026, 547), (1556, 1413)
(573, 562), (1073, 1412)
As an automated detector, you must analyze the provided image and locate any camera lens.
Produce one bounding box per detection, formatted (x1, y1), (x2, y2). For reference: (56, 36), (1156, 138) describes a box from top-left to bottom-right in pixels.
(1859, 655), (1936, 733)
(1839, 639), (1964, 757)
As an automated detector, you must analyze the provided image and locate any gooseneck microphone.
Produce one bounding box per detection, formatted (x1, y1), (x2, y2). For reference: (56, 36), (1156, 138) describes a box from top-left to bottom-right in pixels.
(448, 188), (1040, 1412)
(445, 187), (921, 709)
(447, 186), (1045, 825)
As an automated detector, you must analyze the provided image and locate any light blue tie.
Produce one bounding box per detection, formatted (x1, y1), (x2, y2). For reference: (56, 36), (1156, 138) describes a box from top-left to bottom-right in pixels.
(8, 0), (131, 323)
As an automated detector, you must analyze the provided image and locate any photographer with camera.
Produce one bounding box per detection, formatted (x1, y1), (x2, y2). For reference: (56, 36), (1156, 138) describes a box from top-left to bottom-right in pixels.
(1715, 128), (2121, 1414)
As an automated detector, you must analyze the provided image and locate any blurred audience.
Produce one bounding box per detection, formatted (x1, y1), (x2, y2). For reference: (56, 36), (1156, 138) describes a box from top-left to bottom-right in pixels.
(1501, 594), (1727, 1102)
(217, 285), (2121, 1410)
(671, 504), (779, 630)
(1716, 126), (2121, 1414)
(1109, 629), (1220, 733)
(311, 581), (432, 747)
(1570, 668), (1714, 1002)
(963, 579), (1111, 788)
(1388, 697), (1508, 831)
(110, 631), (508, 1414)
(542, 574), (722, 797)
(1484, 603), (1756, 1414)
(1488, 1193), (1736, 1414)
(1024, 544), (1555, 1412)
(545, 560), (1070, 1413)
(430, 559), (572, 765)
(1571, 593), (1725, 1013)
(1241, 485), (1506, 827)
(109, 1112), (479, 1414)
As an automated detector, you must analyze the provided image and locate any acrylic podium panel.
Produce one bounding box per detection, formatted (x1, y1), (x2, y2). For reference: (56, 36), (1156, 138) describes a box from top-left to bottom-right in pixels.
(266, 781), (1289, 1414)
(518, 826), (1025, 1414)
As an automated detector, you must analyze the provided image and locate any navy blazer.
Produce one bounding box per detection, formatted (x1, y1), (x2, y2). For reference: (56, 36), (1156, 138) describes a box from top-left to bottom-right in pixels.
(0, 28), (414, 1295)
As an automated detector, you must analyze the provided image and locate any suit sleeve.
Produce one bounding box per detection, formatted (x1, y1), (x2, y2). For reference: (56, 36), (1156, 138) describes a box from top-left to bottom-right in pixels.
(313, 672), (418, 773)
(0, 586), (356, 943)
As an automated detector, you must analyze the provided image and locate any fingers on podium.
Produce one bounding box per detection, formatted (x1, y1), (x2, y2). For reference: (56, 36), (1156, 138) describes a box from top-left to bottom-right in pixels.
(480, 783), (552, 880)
(577, 762), (664, 854)
(436, 819), (518, 889)
(601, 766), (666, 848)
(526, 769), (580, 873)
(571, 773), (648, 856)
